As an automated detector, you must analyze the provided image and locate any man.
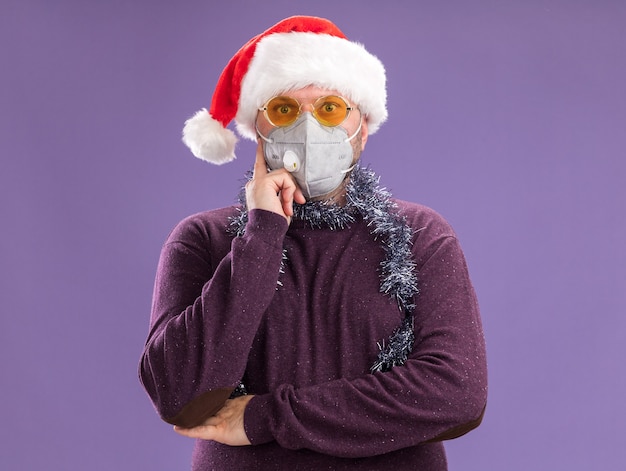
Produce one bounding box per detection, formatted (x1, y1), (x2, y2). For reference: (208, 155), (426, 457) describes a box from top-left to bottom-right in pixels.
(139, 16), (487, 470)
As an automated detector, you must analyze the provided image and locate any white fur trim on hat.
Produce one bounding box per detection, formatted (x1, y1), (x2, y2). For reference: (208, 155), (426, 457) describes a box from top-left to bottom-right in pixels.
(182, 109), (237, 164)
(235, 32), (387, 140)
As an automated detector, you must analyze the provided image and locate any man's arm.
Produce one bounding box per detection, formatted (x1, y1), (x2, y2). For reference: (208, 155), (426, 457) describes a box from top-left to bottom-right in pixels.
(139, 143), (305, 428)
(240, 233), (487, 457)
(139, 207), (288, 427)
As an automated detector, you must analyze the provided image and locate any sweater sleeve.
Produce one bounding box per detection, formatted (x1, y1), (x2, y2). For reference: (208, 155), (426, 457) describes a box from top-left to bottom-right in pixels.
(139, 209), (288, 427)
(243, 218), (488, 458)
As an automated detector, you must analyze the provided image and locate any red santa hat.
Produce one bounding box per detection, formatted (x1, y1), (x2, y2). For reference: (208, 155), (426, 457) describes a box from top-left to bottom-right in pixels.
(182, 15), (387, 164)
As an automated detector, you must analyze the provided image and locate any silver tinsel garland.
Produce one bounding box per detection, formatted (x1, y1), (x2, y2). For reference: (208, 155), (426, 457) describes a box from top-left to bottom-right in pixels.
(228, 165), (419, 395)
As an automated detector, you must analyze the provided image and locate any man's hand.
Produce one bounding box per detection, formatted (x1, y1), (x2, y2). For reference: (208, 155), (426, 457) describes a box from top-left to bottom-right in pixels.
(245, 141), (306, 223)
(173, 395), (255, 446)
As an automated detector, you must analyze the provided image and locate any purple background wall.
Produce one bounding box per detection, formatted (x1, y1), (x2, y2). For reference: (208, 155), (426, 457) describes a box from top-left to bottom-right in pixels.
(1, 1), (624, 469)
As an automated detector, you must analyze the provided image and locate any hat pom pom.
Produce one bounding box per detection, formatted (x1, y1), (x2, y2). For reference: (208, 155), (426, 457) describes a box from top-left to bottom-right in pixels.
(182, 109), (237, 165)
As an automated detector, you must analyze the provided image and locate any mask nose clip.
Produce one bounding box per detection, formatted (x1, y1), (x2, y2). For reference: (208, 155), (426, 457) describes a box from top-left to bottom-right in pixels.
(283, 150), (301, 172)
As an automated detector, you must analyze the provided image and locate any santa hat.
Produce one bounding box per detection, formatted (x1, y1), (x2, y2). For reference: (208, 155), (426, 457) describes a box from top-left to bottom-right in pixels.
(182, 15), (387, 164)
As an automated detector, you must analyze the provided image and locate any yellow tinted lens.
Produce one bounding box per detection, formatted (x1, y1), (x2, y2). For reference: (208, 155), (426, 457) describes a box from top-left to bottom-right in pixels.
(313, 96), (349, 126)
(265, 96), (300, 126)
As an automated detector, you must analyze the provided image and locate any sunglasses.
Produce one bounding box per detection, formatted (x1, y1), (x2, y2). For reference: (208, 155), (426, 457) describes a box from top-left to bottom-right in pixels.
(259, 95), (355, 128)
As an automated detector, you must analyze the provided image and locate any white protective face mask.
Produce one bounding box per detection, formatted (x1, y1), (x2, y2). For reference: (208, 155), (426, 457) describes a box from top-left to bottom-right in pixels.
(257, 113), (361, 199)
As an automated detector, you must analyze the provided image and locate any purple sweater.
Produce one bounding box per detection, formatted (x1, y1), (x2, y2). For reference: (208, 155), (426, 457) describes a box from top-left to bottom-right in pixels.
(140, 201), (487, 470)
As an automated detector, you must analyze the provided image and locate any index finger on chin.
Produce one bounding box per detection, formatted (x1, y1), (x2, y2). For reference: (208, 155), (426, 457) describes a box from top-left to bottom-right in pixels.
(253, 140), (268, 178)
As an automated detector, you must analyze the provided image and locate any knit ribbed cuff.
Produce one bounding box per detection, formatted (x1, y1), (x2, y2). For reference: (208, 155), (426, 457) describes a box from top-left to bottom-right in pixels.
(243, 394), (276, 446)
(244, 209), (289, 248)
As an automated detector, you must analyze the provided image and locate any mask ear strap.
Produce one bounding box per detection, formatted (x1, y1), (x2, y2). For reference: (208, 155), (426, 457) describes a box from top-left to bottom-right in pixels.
(255, 123), (274, 143)
(344, 117), (363, 142)
(340, 164), (356, 175)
